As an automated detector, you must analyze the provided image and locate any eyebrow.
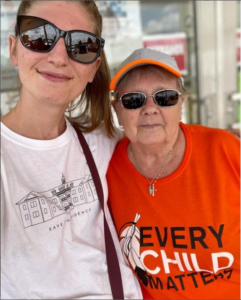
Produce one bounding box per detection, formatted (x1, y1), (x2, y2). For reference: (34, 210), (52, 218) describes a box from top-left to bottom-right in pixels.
(156, 86), (169, 90)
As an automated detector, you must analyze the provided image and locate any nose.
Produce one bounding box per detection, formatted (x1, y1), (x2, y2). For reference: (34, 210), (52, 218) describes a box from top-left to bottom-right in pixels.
(46, 37), (69, 67)
(141, 95), (160, 115)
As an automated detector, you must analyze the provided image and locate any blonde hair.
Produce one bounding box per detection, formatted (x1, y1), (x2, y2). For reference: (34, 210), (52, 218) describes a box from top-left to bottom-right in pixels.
(15, 1), (115, 137)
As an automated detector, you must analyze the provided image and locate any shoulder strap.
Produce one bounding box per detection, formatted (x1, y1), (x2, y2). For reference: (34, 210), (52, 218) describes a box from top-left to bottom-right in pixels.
(73, 125), (124, 299)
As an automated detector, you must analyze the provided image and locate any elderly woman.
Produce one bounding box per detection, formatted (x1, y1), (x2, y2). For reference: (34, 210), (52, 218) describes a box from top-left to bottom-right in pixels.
(107, 48), (240, 299)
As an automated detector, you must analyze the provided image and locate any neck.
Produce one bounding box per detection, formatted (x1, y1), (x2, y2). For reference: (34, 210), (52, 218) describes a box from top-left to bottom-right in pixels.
(127, 127), (185, 179)
(1, 94), (68, 140)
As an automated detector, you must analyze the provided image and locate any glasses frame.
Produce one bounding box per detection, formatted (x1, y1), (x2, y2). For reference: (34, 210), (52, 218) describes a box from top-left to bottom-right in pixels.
(118, 89), (182, 110)
(17, 15), (105, 64)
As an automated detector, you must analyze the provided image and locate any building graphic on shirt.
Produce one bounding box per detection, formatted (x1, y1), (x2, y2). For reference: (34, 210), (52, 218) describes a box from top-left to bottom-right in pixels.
(16, 174), (98, 228)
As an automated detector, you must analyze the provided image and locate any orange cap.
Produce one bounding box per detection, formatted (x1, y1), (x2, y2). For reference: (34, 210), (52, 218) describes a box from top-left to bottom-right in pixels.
(110, 48), (183, 91)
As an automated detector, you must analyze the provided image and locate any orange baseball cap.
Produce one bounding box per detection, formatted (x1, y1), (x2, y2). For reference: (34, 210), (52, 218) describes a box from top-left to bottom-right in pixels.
(110, 48), (183, 91)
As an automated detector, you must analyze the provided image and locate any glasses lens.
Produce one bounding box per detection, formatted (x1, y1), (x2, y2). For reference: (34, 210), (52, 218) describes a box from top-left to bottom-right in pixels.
(20, 18), (56, 52)
(121, 93), (146, 109)
(68, 32), (101, 63)
(155, 90), (179, 106)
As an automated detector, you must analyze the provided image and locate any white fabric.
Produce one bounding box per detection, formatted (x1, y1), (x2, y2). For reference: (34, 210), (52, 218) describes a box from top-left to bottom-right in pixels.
(1, 119), (142, 299)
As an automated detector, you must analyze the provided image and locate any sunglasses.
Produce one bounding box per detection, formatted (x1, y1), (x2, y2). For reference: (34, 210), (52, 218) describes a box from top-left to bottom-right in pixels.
(17, 15), (105, 64)
(118, 89), (181, 110)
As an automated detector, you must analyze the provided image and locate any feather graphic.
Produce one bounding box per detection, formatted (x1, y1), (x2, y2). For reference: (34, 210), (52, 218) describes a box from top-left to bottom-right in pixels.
(119, 213), (146, 272)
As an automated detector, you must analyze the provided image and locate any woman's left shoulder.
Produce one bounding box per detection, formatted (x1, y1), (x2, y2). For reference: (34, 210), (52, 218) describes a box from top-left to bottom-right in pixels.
(184, 123), (240, 142)
(182, 123), (240, 158)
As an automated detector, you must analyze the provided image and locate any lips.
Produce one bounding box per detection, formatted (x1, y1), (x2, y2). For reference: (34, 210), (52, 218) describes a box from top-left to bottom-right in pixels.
(139, 124), (162, 128)
(38, 70), (72, 82)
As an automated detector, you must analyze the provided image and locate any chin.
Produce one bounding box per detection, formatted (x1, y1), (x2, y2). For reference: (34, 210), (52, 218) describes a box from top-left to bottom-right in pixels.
(139, 131), (165, 142)
(138, 137), (164, 146)
(39, 96), (68, 106)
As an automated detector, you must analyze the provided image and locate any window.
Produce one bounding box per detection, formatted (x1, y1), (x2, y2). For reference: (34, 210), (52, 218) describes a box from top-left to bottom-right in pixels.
(30, 201), (37, 208)
(41, 198), (45, 204)
(44, 208), (47, 214)
(33, 211), (40, 218)
(73, 197), (78, 203)
(141, 1), (180, 35)
(78, 187), (82, 192)
(23, 204), (27, 210)
(25, 214), (29, 220)
(72, 189), (76, 195)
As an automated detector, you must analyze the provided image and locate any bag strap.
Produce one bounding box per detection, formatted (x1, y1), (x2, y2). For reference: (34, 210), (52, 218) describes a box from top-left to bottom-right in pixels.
(74, 125), (124, 299)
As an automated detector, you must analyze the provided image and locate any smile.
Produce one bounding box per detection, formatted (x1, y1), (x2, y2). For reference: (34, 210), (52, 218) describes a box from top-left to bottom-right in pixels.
(38, 71), (72, 83)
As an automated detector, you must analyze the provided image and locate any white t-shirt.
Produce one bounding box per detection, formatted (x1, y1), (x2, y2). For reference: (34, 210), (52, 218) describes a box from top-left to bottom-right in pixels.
(1, 120), (141, 299)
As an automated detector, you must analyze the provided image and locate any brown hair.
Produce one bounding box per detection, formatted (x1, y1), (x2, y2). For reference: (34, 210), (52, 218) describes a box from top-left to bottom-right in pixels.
(15, 1), (115, 137)
(116, 65), (186, 100)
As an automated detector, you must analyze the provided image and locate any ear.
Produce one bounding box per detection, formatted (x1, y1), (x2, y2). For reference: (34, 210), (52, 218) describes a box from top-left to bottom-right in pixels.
(9, 35), (18, 66)
(88, 57), (101, 83)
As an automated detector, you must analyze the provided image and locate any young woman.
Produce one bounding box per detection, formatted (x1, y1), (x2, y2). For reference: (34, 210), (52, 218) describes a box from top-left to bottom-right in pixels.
(1, 1), (142, 299)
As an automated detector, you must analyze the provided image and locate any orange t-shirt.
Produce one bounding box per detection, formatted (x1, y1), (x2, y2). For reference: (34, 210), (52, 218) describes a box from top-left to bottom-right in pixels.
(107, 123), (240, 299)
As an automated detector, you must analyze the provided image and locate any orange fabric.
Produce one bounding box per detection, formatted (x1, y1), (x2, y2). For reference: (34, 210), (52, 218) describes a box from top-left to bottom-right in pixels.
(109, 59), (182, 91)
(107, 123), (240, 299)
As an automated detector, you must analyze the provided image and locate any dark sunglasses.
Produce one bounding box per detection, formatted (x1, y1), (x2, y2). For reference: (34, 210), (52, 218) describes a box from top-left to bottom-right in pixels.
(17, 15), (105, 64)
(118, 89), (181, 110)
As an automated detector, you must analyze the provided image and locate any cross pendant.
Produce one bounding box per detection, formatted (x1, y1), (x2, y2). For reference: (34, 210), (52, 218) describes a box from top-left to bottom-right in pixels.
(149, 184), (157, 196)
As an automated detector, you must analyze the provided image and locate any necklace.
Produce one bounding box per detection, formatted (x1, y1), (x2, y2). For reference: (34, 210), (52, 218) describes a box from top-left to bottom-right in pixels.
(131, 146), (173, 197)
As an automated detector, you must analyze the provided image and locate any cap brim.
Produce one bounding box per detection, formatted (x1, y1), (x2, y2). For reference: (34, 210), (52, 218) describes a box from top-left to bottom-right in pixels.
(110, 58), (182, 91)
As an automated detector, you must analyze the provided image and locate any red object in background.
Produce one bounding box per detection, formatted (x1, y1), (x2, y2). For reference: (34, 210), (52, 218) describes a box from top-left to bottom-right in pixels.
(143, 33), (188, 75)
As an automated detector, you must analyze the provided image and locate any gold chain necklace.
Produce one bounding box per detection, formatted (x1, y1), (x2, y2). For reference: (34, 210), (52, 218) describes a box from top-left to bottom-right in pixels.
(131, 146), (173, 197)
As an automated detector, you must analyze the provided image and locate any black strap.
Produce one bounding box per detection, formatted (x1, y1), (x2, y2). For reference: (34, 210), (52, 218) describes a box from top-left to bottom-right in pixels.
(74, 125), (124, 299)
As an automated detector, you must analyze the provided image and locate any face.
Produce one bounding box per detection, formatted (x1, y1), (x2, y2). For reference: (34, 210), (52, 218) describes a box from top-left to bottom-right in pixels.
(9, 1), (101, 109)
(114, 71), (184, 147)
